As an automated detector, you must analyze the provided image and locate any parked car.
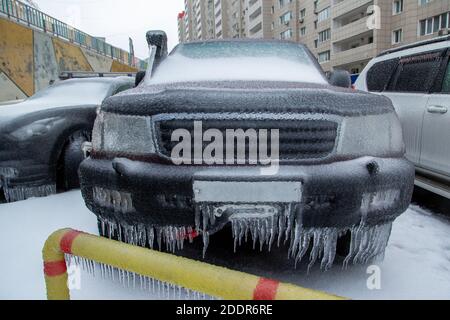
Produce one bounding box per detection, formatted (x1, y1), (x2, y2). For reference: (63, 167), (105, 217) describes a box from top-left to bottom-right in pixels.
(355, 35), (450, 199)
(80, 32), (414, 269)
(0, 75), (135, 203)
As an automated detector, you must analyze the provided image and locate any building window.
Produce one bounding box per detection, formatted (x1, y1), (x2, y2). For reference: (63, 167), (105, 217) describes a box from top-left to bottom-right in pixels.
(280, 11), (293, 25)
(280, 29), (293, 40)
(419, 0), (433, 6)
(317, 7), (330, 22)
(300, 27), (306, 36)
(318, 28), (331, 43)
(279, 0), (292, 8)
(393, 0), (403, 15)
(392, 29), (403, 44)
(419, 12), (450, 36)
(300, 9), (306, 19)
(318, 51), (330, 63)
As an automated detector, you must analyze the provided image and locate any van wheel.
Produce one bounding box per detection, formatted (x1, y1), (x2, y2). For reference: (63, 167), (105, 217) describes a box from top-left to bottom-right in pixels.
(58, 130), (91, 191)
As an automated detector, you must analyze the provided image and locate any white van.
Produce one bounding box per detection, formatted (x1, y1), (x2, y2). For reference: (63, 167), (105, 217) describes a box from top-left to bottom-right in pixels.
(355, 35), (450, 198)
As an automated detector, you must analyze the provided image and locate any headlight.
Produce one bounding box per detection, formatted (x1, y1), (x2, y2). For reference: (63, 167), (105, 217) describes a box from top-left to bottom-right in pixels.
(336, 112), (404, 157)
(92, 112), (156, 154)
(10, 117), (64, 140)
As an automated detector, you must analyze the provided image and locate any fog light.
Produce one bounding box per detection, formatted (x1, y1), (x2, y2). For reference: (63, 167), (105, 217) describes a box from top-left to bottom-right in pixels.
(361, 189), (401, 212)
(0, 167), (18, 179)
(93, 187), (134, 213)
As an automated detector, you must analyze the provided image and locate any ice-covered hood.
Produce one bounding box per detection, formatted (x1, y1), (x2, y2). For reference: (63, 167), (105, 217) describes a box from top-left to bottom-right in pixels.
(0, 100), (97, 133)
(101, 81), (394, 117)
(0, 99), (71, 123)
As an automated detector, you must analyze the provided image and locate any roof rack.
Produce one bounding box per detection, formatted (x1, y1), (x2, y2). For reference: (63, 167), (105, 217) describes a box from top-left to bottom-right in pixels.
(59, 71), (136, 80)
(377, 34), (450, 57)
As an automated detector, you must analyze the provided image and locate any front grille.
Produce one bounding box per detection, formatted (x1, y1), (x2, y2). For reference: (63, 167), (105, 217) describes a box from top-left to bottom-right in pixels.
(155, 119), (338, 162)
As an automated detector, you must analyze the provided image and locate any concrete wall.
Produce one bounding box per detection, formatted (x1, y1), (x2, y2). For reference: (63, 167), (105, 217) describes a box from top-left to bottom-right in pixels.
(0, 17), (138, 102)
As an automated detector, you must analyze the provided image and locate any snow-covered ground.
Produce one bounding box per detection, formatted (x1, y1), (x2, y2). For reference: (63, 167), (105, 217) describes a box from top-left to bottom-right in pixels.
(0, 190), (449, 300)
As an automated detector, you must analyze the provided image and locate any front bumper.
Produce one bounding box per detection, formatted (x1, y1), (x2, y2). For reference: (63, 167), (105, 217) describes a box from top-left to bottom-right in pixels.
(0, 160), (56, 201)
(79, 156), (415, 229)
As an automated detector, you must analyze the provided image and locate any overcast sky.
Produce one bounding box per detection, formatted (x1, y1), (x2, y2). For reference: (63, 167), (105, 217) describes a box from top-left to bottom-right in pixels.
(35, 0), (184, 59)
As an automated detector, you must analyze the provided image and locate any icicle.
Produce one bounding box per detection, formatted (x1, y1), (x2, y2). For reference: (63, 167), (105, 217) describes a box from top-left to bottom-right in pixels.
(320, 229), (338, 271)
(97, 215), (196, 255)
(202, 231), (209, 258)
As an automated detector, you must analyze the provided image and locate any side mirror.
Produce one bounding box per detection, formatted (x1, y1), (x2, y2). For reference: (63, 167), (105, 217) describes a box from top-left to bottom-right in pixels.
(135, 71), (146, 87)
(329, 70), (352, 88)
(146, 30), (168, 74)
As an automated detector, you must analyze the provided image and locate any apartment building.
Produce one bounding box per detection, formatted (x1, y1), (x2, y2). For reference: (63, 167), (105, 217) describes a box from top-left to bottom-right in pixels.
(182, 0), (196, 42)
(245, 0), (274, 38)
(178, 0), (450, 73)
(178, 11), (187, 43)
(214, 0), (247, 38)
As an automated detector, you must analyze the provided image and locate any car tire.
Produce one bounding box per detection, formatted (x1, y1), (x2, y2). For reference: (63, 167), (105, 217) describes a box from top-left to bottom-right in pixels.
(59, 130), (91, 190)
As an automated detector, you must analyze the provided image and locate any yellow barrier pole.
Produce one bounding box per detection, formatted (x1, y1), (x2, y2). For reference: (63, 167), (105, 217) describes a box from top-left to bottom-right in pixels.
(42, 228), (345, 300)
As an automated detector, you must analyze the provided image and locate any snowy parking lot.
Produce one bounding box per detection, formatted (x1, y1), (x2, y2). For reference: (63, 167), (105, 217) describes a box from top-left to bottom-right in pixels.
(0, 190), (449, 300)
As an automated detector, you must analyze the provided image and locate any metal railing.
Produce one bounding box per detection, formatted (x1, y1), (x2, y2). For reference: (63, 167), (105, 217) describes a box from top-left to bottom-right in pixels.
(0, 0), (146, 69)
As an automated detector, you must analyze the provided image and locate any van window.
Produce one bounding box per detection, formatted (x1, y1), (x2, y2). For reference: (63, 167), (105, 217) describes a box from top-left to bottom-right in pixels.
(366, 58), (399, 92)
(389, 51), (444, 93)
(442, 62), (450, 93)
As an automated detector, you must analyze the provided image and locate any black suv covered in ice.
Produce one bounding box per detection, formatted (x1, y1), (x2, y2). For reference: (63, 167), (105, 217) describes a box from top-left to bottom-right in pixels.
(80, 32), (414, 269)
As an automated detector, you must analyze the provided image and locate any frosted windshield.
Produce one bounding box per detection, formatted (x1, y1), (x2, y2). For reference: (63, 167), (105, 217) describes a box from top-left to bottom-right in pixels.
(147, 42), (327, 85)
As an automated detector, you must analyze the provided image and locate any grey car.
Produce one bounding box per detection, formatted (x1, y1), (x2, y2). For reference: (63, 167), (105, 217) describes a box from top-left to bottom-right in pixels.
(0, 76), (134, 203)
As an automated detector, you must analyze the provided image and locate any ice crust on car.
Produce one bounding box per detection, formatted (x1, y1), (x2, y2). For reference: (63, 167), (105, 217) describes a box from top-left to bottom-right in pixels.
(80, 40), (414, 270)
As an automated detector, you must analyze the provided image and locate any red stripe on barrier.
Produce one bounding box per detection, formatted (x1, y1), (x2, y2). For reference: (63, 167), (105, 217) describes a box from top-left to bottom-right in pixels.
(44, 260), (67, 277)
(60, 230), (83, 254)
(253, 278), (280, 300)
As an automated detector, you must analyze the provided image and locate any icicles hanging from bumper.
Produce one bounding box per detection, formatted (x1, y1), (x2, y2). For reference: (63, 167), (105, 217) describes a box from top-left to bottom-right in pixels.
(195, 202), (393, 270)
(289, 222), (392, 272)
(95, 193), (395, 271)
(195, 203), (296, 258)
(2, 184), (56, 202)
(1, 165), (56, 202)
(97, 215), (197, 253)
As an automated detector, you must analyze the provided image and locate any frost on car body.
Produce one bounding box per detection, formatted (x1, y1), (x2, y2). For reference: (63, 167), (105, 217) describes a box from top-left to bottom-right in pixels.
(79, 32), (415, 269)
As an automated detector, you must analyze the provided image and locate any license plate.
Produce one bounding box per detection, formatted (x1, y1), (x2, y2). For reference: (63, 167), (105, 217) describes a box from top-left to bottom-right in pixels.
(193, 181), (302, 203)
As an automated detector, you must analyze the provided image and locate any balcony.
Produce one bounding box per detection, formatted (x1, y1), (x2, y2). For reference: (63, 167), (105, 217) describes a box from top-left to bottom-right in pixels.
(248, 6), (262, 31)
(332, 17), (371, 43)
(248, 0), (261, 12)
(333, 43), (375, 67)
(332, 0), (373, 19)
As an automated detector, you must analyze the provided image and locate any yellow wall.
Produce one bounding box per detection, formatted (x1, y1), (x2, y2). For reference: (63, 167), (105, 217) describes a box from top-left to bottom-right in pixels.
(52, 38), (93, 72)
(0, 17), (139, 101)
(111, 60), (138, 73)
(0, 19), (34, 96)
